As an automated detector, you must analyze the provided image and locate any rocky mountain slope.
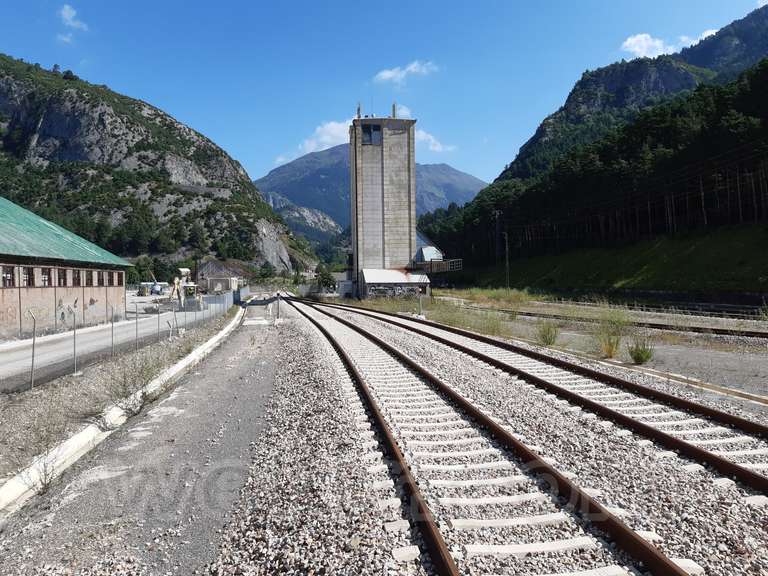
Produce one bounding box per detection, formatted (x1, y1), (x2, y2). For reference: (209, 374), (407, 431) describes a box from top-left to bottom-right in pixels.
(262, 189), (342, 243)
(0, 53), (310, 273)
(497, 5), (768, 181)
(254, 143), (485, 241)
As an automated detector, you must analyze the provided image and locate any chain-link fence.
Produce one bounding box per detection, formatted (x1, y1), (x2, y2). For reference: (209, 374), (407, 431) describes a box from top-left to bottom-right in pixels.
(2, 291), (238, 393)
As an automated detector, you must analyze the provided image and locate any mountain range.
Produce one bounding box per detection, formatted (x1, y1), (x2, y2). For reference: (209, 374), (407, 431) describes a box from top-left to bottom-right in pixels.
(254, 143), (486, 242)
(0, 53), (311, 274)
(497, 5), (768, 182)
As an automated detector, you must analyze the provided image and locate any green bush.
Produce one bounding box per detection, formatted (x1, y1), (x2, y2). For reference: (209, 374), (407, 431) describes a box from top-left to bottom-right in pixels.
(627, 332), (655, 364)
(536, 320), (559, 346)
(594, 305), (630, 358)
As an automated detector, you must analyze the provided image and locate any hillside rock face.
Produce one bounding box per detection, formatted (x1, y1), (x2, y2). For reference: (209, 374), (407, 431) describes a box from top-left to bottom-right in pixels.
(497, 5), (768, 182)
(0, 54), (308, 273)
(254, 143), (485, 241)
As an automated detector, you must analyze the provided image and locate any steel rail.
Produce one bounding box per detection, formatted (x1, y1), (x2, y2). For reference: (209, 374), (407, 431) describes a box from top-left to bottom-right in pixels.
(483, 306), (768, 340)
(295, 299), (690, 576)
(286, 300), (460, 576)
(301, 297), (768, 438)
(299, 298), (768, 494)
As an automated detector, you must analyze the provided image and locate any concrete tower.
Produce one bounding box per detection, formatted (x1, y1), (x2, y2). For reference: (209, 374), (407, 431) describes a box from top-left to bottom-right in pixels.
(350, 107), (421, 296)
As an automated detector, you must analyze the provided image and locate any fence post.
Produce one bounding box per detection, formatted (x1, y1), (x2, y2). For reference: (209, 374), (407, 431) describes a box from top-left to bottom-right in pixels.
(157, 305), (161, 343)
(109, 304), (115, 357)
(135, 302), (139, 352)
(27, 310), (36, 390)
(67, 305), (77, 374)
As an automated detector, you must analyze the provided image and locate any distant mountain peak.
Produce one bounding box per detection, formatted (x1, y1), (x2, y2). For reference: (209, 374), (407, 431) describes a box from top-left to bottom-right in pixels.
(254, 142), (485, 243)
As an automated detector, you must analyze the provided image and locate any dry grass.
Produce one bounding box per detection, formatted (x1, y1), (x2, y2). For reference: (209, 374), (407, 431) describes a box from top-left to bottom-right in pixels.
(536, 320), (560, 347)
(350, 296), (516, 340)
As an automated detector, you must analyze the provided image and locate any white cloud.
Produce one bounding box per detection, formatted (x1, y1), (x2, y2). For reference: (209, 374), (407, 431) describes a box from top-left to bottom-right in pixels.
(416, 129), (455, 153)
(56, 32), (73, 44)
(59, 4), (88, 31)
(622, 27), (720, 58)
(621, 33), (675, 58)
(395, 104), (412, 118)
(679, 28), (718, 47)
(299, 119), (352, 155)
(275, 117), (453, 164)
(374, 60), (437, 85)
(274, 118), (352, 165)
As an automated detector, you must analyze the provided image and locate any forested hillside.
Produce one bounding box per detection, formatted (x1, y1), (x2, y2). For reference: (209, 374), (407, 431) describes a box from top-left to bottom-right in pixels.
(497, 5), (768, 181)
(420, 60), (768, 267)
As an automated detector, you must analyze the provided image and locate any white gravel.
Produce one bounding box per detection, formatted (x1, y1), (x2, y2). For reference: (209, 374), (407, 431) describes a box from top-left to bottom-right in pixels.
(325, 304), (768, 576)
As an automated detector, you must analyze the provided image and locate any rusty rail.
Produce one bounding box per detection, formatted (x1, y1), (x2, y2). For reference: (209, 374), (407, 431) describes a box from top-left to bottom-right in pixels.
(286, 300), (460, 575)
(295, 299), (689, 576)
(299, 298), (768, 494)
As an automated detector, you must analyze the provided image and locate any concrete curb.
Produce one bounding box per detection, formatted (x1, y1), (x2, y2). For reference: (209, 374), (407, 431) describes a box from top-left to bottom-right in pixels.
(0, 304), (248, 523)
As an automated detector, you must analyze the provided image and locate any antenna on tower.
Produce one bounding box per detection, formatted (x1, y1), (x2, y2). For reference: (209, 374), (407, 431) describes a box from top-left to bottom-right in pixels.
(392, 102), (397, 118)
(356, 102), (361, 119)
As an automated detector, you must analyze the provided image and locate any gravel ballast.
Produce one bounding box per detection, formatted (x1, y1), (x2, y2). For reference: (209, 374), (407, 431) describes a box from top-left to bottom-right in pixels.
(326, 305), (768, 576)
(210, 308), (426, 575)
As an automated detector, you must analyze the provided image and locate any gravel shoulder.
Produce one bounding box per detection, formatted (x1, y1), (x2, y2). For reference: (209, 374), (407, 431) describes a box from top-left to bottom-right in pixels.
(0, 304), (274, 575)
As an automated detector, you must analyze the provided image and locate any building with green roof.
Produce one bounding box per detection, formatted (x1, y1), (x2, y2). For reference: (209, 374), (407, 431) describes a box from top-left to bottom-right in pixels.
(0, 196), (131, 339)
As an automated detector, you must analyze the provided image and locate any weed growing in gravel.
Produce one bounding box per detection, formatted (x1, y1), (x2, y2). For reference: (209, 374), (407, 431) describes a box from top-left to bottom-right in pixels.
(107, 351), (163, 416)
(594, 305), (630, 358)
(758, 303), (768, 322)
(536, 320), (559, 346)
(626, 331), (655, 364)
(18, 395), (69, 493)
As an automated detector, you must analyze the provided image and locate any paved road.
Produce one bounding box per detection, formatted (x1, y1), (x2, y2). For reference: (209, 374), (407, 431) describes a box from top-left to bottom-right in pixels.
(0, 301), (277, 575)
(0, 295), (232, 393)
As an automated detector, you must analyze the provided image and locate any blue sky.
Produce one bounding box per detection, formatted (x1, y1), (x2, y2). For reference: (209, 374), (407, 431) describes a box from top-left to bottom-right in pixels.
(1, 1), (765, 182)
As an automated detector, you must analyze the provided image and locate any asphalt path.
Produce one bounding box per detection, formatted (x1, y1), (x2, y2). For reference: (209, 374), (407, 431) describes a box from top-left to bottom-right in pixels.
(0, 300), (277, 574)
(0, 295), (231, 393)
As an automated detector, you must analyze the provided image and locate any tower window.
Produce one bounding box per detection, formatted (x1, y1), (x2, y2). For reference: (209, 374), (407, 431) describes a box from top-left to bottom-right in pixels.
(362, 124), (382, 145)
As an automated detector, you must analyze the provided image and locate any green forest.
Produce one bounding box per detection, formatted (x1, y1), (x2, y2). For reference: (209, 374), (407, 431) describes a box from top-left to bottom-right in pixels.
(419, 59), (768, 268)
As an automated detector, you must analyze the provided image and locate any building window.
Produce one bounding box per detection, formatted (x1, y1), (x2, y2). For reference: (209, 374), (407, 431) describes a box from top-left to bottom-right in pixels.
(362, 124), (382, 145)
(58, 269), (68, 287)
(72, 269), (81, 287)
(85, 270), (93, 287)
(107, 271), (114, 287)
(117, 271), (124, 286)
(97, 271), (105, 287)
(22, 267), (35, 287)
(40, 268), (52, 287)
(2, 266), (14, 288)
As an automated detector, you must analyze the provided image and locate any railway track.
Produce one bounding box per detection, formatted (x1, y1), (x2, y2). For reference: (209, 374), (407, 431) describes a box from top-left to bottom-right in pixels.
(287, 298), (705, 576)
(443, 302), (768, 340)
(295, 297), (768, 496)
